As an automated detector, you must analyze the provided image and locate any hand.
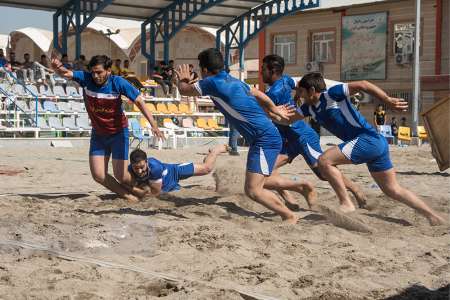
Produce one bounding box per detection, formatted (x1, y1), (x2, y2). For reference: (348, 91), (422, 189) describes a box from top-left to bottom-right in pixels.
(174, 64), (191, 82)
(151, 127), (166, 141)
(387, 97), (408, 111)
(51, 57), (62, 70)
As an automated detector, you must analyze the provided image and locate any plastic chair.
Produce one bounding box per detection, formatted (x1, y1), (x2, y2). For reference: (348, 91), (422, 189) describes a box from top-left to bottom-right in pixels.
(398, 126), (412, 145)
(48, 116), (65, 130)
(54, 85), (67, 98)
(37, 117), (50, 129)
(378, 125), (394, 144)
(62, 116), (78, 130)
(156, 103), (170, 114)
(77, 114), (91, 130)
(145, 103), (157, 113)
(182, 117), (195, 128)
(56, 101), (72, 113)
(167, 103), (180, 114)
(129, 118), (152, 148)
(66, 86), (82, 98)
(163, 118), (179, 130)
(207, 118), (221, 130)
(178, 103), (192, 114)
(43, 100), (60, 112)
(196, 118), (211, 130)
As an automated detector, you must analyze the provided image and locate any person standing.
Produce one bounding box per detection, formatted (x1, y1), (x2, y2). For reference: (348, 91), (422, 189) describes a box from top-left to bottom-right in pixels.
(51, 55), (164, 202)
(373, 104), (386, 127)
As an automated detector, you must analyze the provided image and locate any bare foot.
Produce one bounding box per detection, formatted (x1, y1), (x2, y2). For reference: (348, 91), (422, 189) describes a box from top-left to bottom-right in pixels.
(339, 202), (356, 213)
(282, 214), (299, 224)
(299, 182), (318, 209)
(209, 144), (229, 154)
(353, 191), (368, 209)
(428, 214), (447, 226)
(124, 194), (139, 204)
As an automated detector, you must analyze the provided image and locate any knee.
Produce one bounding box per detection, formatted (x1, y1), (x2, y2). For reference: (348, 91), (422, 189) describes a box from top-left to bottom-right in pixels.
(312, 167), (327, 181)
(317, 155), (331, 172)
(381, 183), (402, 199)
(91, 172), (106, 184)
(244, 185), (260, 200)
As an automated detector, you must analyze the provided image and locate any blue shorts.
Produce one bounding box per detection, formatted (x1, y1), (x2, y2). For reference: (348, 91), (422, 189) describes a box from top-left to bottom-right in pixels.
(281, 135), (323, 167)
(89, 128), (129, 160)
(246, 132), (282, 176)
(162, 162), (195, 192)
(338, 134), (393, 172)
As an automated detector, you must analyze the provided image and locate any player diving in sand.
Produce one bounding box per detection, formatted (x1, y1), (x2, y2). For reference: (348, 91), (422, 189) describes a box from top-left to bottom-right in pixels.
(128, 144), (228, 198)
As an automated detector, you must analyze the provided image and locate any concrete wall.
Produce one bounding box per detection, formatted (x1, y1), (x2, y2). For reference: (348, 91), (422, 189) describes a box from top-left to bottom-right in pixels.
(11, 35), (44, 61)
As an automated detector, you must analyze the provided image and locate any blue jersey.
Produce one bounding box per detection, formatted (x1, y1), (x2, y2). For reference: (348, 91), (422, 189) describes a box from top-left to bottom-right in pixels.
(72, 71), (139, 135)
(128, 158), (193, 193)
(194, 71), (279, 144)
(266, 75), (319, 142)
(298, 84), (378, 142)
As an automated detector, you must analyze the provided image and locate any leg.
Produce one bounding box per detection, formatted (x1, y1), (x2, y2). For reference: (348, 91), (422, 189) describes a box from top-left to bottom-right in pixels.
(318, 146), (356, 212)
(228, 125), (240, 155)
(267, 155), (303, 208)
(90, 155), (136, 201)
(193, 144), (228, 176)
(371, 169), (446, 226)
(245, 171), (298, 224)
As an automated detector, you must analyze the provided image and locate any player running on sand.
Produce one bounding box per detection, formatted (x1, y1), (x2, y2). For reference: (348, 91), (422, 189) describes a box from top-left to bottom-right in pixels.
(282, 72), (445, 225)
(174, 48), (316, 224)
(260, 54), (366, 210)
(51, 55), (164, 202)
(128, 144), (228, 197)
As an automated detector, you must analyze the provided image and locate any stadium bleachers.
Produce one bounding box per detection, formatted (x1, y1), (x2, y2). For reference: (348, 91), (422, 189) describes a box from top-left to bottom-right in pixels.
(0, 68), (228, 144)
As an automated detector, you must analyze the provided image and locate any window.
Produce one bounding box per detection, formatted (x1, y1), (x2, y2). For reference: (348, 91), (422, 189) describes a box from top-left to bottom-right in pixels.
(311, 31), (335, 63)
(273, 33), (296, 64)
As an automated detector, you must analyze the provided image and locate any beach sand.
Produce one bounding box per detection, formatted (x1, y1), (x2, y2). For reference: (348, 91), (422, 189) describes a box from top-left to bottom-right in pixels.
(0, 144), (448, 299)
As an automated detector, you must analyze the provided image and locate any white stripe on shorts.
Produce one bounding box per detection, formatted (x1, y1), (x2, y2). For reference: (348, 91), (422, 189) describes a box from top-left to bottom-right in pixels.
(259, 147), (269, 176)
(341, 138), (359, 161)
(307, 143), (322, 160)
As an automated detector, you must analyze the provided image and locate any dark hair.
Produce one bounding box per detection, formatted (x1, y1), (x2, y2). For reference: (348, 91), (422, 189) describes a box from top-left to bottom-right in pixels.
(130, 149), (147, 164)
(298, 72), (326, 92)
(198, 48), (224, 73)
(80, 54), (86, 60)
(88, 55), (112, 70)
(124, 59), (129, 63)
(62, 54), (68, 58)
(262, 54), (285, 75)
(169, 60), (174, 64)
(41, 54), (46, 58)
(24, 53), (30, 56)
(189, 64), (194, 68)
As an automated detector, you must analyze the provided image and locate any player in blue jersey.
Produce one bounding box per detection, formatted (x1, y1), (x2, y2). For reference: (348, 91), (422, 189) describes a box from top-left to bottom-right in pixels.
(174, 48), (316, 224)
(261, 55), (366, 210)
(283, 72), (445, 225)
(128, 144), (228, 197)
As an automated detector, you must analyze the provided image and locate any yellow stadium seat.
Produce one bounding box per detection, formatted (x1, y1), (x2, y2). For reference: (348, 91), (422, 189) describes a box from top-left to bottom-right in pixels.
(167, 103), (180, 114)
(145, 103), (157, 113)
(417, 126), (428, 140)
(178, 103), (192, 114)
(196, 118), (211, 129)
(207, 118), (221, 129)
(132, 104), (140, 112)
(398, 126), (412, 142)
(140, 118), (150, 128)
(156, 103), (170, 114)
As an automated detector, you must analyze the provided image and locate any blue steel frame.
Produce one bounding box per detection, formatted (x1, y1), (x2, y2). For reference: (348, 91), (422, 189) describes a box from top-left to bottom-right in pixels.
(216, 0), (320, 68)
(141, 0), (227, 70)
(53, 0), (113, 59)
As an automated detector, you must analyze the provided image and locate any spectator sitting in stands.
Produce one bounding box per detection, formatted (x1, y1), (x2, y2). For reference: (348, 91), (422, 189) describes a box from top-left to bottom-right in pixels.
(74, 54), (88, 71)
(0, 49), (7, 68)
(390, 117), (399, 143)
(189, 64), (199, 84)
(121, 59), (133, 76)
(400, 116), (407, 127)
(163, 60), (174, 97)
(61, 54), (73, 70)
(111, 59), (122, 75)
(21, 53), (34, 82)
(152, 61), (169, 96)
(36, 54), (55, 86)
(8, 52), (22, 72)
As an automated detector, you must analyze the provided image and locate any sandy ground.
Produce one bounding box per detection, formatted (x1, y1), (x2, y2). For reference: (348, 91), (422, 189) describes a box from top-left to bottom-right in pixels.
(0, 143), (449, 299)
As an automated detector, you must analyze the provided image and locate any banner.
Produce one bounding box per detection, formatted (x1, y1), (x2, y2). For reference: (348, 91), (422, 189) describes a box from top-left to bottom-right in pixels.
(341, 12), (388, 80)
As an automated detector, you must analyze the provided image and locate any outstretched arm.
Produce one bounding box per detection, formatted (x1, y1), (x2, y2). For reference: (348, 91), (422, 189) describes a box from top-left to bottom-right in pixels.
(250, 88), (296, 124)
(174, 64), (201, 97)
(51, 57), (73, 79)
(348, 81), (408, 111)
